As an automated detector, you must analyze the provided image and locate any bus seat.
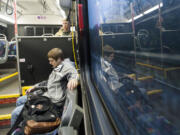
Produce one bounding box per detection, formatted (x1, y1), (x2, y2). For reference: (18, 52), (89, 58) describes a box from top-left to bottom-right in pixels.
(60, 89), (83, 129)
(0, 34), (8, 64)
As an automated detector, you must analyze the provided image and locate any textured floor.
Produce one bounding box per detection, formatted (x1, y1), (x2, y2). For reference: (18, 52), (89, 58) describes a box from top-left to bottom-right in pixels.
(0, 128), (11, 135)
(0, 104), (16, 115)
(0, 76), (19, 95)
(0, 67), (19, 131)
(0, 68), (17, 77)
(0, 61), (20, 133)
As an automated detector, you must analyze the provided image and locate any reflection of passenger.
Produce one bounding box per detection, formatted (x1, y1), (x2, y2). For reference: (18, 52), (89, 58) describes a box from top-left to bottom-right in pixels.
(101, 45), (121, 91)
(55, 20), (71, 36)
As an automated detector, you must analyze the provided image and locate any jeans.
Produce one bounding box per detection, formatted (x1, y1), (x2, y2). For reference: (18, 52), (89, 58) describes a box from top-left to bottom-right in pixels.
(11, 95), (27, 127)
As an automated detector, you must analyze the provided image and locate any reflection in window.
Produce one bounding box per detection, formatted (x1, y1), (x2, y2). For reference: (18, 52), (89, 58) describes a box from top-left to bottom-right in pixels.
(100, 45), (122, 91)
(98, 0), (131, 23)
(88, 0), (180, 134)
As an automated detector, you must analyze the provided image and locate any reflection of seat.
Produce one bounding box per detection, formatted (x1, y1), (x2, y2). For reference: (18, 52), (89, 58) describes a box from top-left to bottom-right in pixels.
(60, 89), (83, 129)
(0, 41), (6, 57)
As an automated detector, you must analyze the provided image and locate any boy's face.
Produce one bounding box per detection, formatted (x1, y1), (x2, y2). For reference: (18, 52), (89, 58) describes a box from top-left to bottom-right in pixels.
(48, 58), (62, 68)
(106, 53), (114, 62)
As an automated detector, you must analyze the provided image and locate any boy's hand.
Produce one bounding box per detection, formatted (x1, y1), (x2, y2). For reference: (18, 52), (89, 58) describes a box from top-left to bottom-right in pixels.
(26, 86), (36, 93)
(67, 79), (78, 90)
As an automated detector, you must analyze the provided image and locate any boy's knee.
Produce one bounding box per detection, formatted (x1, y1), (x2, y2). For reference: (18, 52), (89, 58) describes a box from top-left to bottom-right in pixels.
(12, 105), (23, 118)
(16, 95), (27, 106)
(11, 105), (24, 126)
(12, 107), (20, 117)
(11, 110), (17, 120)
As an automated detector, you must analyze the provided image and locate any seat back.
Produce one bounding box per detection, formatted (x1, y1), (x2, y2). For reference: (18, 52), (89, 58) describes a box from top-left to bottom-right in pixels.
(60, 89), (83, 129)
(0, 34), (9, 64)
(58, 127), (78, 135)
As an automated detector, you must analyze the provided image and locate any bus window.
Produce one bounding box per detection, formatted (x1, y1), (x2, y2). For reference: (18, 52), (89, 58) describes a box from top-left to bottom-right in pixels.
(36, 27), (43, 36)
(87, 0), (180, 134)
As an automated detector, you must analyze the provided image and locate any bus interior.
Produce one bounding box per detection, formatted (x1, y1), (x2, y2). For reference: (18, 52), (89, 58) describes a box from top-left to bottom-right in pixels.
(0, 0), (180, 135)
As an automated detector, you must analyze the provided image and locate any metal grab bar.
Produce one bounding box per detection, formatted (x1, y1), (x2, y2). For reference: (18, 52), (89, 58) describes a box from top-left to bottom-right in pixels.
(41, 33), (54, 36)
(0, 72), (18, 83)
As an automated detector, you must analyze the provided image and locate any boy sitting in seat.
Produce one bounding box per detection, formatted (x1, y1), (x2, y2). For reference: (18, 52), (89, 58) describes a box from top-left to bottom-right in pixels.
(11, 48), (79, 127)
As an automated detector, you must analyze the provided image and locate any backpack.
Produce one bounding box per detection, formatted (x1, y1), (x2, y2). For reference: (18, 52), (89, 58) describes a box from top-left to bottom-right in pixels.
(8, 96), (60, 135)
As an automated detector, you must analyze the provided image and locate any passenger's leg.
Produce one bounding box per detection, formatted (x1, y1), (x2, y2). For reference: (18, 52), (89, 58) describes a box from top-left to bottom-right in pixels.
(11, 105), (24, 127)
(11, 96), (27, 127)
(16, 95), (27, 106)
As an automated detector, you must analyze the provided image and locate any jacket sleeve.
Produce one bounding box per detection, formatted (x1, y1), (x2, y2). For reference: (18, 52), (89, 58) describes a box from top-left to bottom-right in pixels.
(34, 80), (48, 88)
(63, 63), (79, 81)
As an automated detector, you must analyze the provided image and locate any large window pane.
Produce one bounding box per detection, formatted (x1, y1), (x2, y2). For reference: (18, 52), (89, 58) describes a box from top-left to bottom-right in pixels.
(88, 0), (180, 134)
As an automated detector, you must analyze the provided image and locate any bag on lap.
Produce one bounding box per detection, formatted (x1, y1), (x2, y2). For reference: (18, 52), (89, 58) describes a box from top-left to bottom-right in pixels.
(8, 96), (60, 135)
(24, 119), (60, 135)
(23, 96), (60, 135)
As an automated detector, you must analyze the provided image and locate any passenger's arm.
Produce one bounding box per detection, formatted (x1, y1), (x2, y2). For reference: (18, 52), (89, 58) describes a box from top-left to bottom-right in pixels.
(65, 64), (79, 90)
(26, 86), (36, 93)
(35, 80), (48, 87)
(67, 79), (78, 90)
(26, 80), (48, 93)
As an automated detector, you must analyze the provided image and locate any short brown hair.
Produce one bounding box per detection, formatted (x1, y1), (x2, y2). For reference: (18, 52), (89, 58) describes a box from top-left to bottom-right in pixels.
(103, 45), (114, 57)
(48, 48), (64, 61)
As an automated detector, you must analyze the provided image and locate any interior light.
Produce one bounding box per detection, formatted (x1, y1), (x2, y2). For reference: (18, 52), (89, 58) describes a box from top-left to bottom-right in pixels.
(128, 13), (143, 22)
(128, 2), (163, 23)
(144, 2), (163, 14)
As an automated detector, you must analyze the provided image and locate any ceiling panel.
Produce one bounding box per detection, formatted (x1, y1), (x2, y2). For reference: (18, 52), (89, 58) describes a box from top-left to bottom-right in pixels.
(17, 0), (60, 15)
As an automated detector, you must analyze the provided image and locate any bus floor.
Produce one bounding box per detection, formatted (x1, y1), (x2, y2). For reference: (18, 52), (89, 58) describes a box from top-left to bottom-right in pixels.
(0, 68), (19, 134)
(0, 128), (11, 135)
